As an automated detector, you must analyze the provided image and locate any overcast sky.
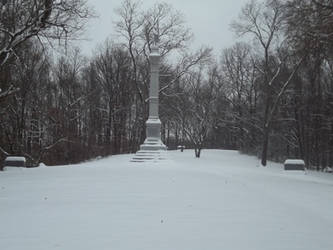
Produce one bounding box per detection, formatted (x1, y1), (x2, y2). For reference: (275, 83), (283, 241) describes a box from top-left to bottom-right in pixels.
(78, 0), (249, 56)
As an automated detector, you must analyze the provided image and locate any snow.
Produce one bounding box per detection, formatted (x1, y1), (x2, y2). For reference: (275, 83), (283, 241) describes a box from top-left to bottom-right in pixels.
(324, 167), (333, 173)
(1, 150), (333, 250)
(38, 162), (47, 168)
(284, 159), (305, 165)
(4, 156), (26, 162)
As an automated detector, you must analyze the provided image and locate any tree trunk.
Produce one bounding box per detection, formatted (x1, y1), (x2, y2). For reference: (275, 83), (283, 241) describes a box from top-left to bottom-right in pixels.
(195, 147), (201, 158)
(261, 124), (269, 166)
(166, 121), (170, 147)
(175, 125), (179, 147)
(261, 85), (271, 166)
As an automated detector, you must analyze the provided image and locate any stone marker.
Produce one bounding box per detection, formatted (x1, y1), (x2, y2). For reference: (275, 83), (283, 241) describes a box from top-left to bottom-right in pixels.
(3, 156), (26, 170)
(284, 159), (305, 171)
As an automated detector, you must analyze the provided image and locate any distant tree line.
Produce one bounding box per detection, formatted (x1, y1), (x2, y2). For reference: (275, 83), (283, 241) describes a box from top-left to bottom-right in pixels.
(1, 0), (333, 170)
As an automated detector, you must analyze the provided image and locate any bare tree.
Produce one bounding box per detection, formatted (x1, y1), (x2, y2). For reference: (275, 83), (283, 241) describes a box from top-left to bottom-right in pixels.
(221, 43), (259, 149)
(93, 41), (133, 154)
(284, 0), (333, 53)
(0, 0), (93, 101)
(168, 58), (221, 158)
(115, 0), (193, 100)
(232, 0), (304, 166)
(115, 0), (144, 101)
(283, 0), (333, 168)
(0, 0), (93, 66)
(313, 0), (333, 10)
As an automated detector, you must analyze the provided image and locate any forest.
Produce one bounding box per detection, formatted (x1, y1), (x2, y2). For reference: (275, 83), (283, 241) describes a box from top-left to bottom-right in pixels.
(1, 0), (333, 169)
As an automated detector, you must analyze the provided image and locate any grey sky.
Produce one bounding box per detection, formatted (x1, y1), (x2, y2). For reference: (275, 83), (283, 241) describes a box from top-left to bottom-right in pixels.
(78, 0), (249, 56)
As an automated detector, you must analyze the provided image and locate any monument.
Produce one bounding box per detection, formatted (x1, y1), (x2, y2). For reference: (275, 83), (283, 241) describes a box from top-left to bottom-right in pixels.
(131, 37), (167, 162)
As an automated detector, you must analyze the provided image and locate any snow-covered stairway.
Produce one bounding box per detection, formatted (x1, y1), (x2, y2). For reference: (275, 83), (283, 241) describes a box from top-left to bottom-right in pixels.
(131, 150), (167, 163)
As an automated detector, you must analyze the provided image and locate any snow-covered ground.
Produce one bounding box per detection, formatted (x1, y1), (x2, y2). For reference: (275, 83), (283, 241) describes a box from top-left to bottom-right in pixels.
(1, 150), (333, 250)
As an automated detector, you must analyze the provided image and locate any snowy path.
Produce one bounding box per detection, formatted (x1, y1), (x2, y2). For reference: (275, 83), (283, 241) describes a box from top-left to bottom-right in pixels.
(1, 150), (333, 250)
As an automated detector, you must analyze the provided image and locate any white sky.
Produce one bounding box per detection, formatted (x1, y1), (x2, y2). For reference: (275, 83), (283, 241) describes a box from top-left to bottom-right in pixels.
(78, 0), (249, 56)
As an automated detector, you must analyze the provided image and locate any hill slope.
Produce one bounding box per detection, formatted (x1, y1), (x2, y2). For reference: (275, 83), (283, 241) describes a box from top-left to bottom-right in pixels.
(1, 150), (333, 250)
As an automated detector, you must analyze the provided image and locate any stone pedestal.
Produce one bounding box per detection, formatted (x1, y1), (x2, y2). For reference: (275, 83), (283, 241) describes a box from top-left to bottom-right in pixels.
(140, 118), (167, 151)
(284, 159), (305, 171)
(131, 43), (167, 163)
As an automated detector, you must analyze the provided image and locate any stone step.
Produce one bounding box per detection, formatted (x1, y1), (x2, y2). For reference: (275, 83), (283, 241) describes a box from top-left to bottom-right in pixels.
(131, 156), (167, 160)
(136, 151), (166, 154)
(131, 150), (168, 163)
(135, 153), (163, 156)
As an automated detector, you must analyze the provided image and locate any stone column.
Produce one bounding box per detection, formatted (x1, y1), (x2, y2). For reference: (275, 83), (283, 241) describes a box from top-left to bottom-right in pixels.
(139, 44), (167, 151)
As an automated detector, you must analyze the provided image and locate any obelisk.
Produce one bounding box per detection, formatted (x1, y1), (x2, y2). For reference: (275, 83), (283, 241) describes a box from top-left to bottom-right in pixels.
(131, 38), (167, 162)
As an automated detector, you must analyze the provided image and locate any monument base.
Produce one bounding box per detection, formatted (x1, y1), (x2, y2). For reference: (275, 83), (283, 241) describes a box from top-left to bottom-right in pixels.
(131, 118), (167, 162)
(131, 137), (167, 163)
(140, 137), (167, 151)
(131, 149), (167, 163)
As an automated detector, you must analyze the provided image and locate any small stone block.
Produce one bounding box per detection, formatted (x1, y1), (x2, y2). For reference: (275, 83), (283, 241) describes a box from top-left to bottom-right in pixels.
(3, 156), (26, 169)
(284, 159), (305, 171)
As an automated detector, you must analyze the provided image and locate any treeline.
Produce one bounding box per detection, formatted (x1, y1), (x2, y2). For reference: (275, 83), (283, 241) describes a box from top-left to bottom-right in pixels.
(1, 0), (333, 170)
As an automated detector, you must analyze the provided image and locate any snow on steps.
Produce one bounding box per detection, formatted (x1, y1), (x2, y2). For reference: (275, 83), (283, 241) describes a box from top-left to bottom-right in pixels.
(131, 150), (167, 163)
